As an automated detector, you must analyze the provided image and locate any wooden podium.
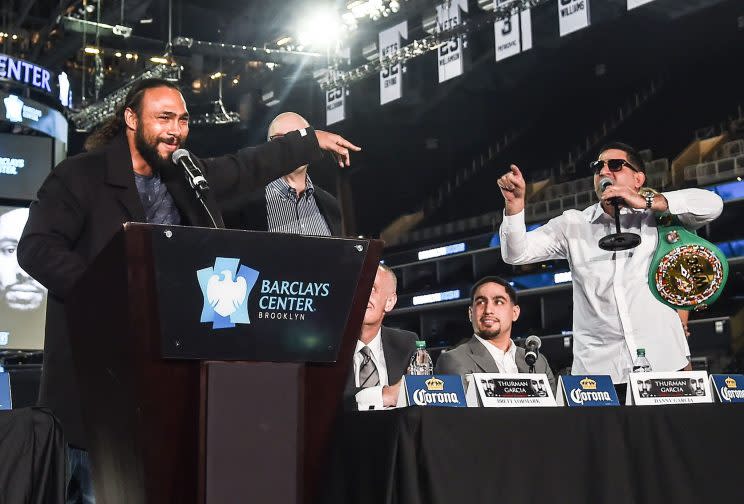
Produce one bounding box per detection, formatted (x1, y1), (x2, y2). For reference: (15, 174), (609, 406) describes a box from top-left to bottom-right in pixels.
(65, 223), (382, 503)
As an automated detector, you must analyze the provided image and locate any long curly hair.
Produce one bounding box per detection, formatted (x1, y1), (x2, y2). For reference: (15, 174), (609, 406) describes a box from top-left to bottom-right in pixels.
(83, 78), (182, 151)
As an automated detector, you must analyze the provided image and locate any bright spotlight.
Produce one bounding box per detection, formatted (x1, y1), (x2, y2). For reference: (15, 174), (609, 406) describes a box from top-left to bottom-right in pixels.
(297, 10), (343, 48)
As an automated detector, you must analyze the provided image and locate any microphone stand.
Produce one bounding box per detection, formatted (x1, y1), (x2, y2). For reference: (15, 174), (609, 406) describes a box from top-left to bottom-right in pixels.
(598, 198), (641, 251)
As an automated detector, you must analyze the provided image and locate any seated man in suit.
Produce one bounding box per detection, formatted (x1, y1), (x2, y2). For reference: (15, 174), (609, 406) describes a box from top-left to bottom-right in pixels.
(345, 264), (417, 410)
(435, 275), (556, 393)
(226, 111), (342, 236)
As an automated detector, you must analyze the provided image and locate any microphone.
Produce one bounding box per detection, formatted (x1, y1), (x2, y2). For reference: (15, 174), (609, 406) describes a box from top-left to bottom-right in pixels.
(599, 177), (613, 193)
(524, 335), (541, 370)
(172, 149), (209, 193)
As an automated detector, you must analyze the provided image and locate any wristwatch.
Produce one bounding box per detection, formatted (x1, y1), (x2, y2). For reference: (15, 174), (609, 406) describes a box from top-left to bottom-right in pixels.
(638, 187), (660, 210)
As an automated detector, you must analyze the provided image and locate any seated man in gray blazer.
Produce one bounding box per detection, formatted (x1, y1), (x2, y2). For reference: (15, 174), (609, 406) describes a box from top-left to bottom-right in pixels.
(435, 275), (556, 393)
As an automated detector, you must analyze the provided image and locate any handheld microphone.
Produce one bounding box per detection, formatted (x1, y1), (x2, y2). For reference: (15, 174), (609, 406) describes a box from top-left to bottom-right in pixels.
(524, 335), (541, 370)
(599, 177), (613, 193)
(172, 149), (209, 193)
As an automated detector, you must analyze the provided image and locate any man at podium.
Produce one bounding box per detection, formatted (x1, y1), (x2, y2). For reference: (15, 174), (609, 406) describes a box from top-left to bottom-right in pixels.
(17, 77), (360, 503)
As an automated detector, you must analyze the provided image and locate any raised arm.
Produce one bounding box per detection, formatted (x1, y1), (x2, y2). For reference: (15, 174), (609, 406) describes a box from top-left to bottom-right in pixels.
(497, 164), (568, 265)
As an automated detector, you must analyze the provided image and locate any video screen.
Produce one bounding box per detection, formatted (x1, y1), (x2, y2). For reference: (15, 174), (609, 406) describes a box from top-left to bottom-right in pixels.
(0, 133), (53, 201)
(0, 206), (46, 350)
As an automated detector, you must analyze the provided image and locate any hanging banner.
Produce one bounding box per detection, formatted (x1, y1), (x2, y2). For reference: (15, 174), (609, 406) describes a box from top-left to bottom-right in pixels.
(436, 0), (469, 83)
(558, 0), (590, 37)
(326, 48), (349, 126)
(494, 0), (533, 62)
(627, 0), (655, 9)
(379, 21), (407, 105)
(325, 87), (345, 126)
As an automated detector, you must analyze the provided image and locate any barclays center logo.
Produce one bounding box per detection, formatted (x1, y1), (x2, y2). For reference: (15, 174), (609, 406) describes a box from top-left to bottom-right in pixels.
(197, 257), (259, 329)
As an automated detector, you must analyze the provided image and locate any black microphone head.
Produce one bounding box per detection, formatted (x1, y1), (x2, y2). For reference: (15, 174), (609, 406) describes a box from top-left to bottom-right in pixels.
(599, 177), (613, 193)
(525, 335), (541, 351)
(172, 148), (190, 164)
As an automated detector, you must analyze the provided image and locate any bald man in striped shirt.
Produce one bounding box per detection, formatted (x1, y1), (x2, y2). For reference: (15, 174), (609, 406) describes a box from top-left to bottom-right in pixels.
(226, 112), (343, 236)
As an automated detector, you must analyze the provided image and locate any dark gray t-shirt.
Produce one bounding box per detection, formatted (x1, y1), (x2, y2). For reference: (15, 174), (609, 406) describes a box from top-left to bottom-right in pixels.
(134, 172), (181, 225)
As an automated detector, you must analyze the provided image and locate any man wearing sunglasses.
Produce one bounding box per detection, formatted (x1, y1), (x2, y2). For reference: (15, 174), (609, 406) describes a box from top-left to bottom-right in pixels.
(496, 142), (723, 389)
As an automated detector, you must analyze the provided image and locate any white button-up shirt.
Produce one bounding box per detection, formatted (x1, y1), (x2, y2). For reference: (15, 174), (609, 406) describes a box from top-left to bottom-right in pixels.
(353, 329), (389, 410)
(474, 335), (519, 373)
(499, 188), (723, 383)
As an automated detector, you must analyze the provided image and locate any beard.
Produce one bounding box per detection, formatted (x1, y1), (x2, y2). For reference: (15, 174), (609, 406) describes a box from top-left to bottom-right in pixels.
(134, 122), (182, 175)
(477, 328), (501, 339)
(1, 282), (45, 311)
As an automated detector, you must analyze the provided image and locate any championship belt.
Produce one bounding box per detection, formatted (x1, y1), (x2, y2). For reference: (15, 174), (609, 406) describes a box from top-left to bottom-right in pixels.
(648, 210), (728, 311)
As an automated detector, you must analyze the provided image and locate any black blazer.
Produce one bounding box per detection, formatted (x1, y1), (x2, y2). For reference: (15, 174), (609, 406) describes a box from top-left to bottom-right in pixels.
(17, 129), (323, 448)
(225, 178), (343, 236)
(344, 326), (418, 410)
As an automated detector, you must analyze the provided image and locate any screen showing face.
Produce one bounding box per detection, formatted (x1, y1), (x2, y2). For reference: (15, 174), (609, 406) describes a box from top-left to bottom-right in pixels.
(0, 206), (46, 350)
(0, 133), (52, 201)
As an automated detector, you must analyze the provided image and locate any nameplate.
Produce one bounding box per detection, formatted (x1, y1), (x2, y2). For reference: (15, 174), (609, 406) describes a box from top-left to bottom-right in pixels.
(397, 375), (467, 408)
(627, 371), (712, 405)
(556, 375), (620, 407)
(466, 373), (556, 407)
(0, 372), (11, 410)
(710, 374), (744, 404)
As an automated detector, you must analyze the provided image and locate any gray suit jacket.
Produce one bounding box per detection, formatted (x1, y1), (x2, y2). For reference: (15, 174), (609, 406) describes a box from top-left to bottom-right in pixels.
(435, 337), (557, 394)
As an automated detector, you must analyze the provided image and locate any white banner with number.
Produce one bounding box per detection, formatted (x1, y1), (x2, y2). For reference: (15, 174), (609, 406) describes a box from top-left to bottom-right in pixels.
(627, 0), (654, 9)
(494, 0), (532, 62)
(379, 22), (407, 105)
(325, 87), (345, 126)
(558, 0), (590, 37)
(436, 0), (468, 83)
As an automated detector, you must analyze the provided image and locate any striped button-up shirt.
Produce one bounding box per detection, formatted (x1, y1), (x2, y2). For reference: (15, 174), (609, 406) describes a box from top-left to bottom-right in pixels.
(265, 174), (332, 236)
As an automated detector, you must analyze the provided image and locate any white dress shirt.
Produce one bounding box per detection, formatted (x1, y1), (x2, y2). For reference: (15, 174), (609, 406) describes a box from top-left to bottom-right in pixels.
(474, 335), (519, 373)
(499, 188), (723, 384)
(354, 329), (389, 410)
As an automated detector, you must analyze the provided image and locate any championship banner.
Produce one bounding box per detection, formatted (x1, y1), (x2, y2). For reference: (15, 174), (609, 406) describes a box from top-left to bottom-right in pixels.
(379, 21), (407, 105)
(466, 373), (556, 407)
(627, 371), (713, 405)
(397, 375), (467, 407)
(326, 47), (350, 126)
(494, 0), (533, 62)
(627, 0), (655, 9)
(557, 0), (590, 37)
(436, 0), (468, 83)
(325, 87), (345, 126)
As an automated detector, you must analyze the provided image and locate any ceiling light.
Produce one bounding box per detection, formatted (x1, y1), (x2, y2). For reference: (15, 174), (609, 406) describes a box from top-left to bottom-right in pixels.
(114, 52), (122, 57)
(297, 9), (344, 48)
(150, 56), (169, 64)
(276, 36), (292, 46)
(84, 47), (100, 54)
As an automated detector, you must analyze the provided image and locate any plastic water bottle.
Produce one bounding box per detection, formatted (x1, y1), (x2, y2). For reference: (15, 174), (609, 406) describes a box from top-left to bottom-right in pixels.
(632, 348), (652, 373)
(408, 340), (434, 375)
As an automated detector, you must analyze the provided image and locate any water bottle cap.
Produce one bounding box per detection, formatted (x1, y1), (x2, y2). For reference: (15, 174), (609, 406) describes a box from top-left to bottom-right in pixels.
(415, 340), (426, 349)
(637, 348), (646, 357)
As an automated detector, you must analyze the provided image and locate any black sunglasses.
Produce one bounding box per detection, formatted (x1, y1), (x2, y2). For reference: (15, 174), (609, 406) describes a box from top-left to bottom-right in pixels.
(590, 158), (639, 174)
